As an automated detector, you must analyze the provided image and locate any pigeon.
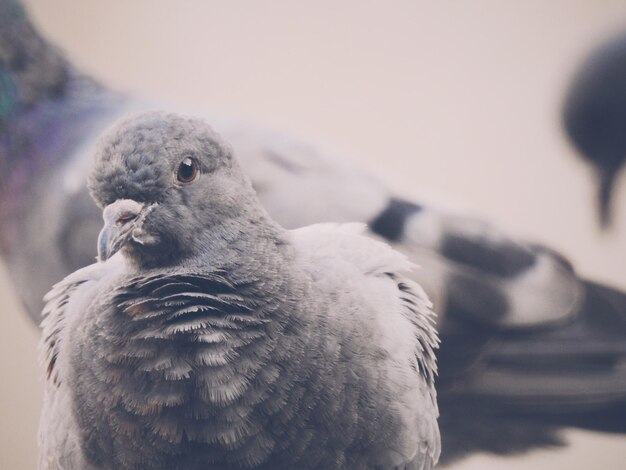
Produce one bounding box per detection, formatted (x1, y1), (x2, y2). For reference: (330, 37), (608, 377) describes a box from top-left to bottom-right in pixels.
(39, 111), (440, 470)
(2, 0), (626, 463)
(563, 31), (626, 228)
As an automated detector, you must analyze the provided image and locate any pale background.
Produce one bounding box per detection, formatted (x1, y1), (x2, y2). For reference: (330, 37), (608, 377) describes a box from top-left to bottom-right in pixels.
(2, 0), (626, 468)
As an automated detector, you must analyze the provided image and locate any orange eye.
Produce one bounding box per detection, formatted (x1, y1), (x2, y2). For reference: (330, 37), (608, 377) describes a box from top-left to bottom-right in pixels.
(177, 157), (199, 183)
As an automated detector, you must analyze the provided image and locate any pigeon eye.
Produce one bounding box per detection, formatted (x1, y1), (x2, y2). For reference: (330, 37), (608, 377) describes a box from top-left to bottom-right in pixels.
(177, 157), (199, 183)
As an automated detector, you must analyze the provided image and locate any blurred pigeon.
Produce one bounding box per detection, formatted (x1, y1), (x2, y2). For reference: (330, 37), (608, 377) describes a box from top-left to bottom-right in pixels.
(563, 31), (626, 227)
(2, 0), (626, 463)
(39, 112), (440, 470)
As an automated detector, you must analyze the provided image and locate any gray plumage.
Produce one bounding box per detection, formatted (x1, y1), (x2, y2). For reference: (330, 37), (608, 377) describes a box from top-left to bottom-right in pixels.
(4, 1), (626, 463)
(39, 112), (440, 470)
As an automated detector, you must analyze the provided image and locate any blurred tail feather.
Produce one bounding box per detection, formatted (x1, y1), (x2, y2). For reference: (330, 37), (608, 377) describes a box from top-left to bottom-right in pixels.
(442, 281), (626, 411)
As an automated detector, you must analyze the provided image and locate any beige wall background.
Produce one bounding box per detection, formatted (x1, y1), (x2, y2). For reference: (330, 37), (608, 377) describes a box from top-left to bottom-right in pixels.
(1, 0), (626, 468)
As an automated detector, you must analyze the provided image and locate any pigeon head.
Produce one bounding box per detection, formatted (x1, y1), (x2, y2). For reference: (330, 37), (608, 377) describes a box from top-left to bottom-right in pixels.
(88, 111), (261, 266)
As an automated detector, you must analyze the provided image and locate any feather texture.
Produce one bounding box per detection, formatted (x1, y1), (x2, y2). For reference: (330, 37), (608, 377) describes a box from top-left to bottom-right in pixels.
(39, 113), (440, 469)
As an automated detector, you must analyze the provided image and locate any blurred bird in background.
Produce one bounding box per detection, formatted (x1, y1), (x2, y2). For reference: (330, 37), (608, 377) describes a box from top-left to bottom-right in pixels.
(564, 31), (626, 228)
(2, 0), (626, 466)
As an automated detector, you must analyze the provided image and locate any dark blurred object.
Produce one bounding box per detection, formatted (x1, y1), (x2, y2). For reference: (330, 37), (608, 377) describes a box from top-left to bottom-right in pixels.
(564, 31), (626, 228)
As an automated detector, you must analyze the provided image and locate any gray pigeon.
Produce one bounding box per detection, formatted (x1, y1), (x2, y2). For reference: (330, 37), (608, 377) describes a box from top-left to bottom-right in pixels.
(4, 0), (626, 463)
(39, 112), (440, 470)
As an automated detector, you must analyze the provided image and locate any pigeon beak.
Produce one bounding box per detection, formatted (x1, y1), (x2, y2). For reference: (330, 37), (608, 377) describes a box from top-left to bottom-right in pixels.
(97, 199), (156, 262)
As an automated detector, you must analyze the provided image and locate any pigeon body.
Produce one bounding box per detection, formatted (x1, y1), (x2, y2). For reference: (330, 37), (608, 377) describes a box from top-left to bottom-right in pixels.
(39, 112), (440, 470)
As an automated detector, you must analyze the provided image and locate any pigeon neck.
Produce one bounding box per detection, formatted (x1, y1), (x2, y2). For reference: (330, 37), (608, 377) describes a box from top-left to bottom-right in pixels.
(199, 214), (288, 266)
(0, 0), (125, 184)
(0, 0), (69, 116)
(206, 215), (284, 262)
(0, 0), (128, 257)
(0, 0), (67, 184)
(127, 211), (289, 272)
(0, 75), (125, 254)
